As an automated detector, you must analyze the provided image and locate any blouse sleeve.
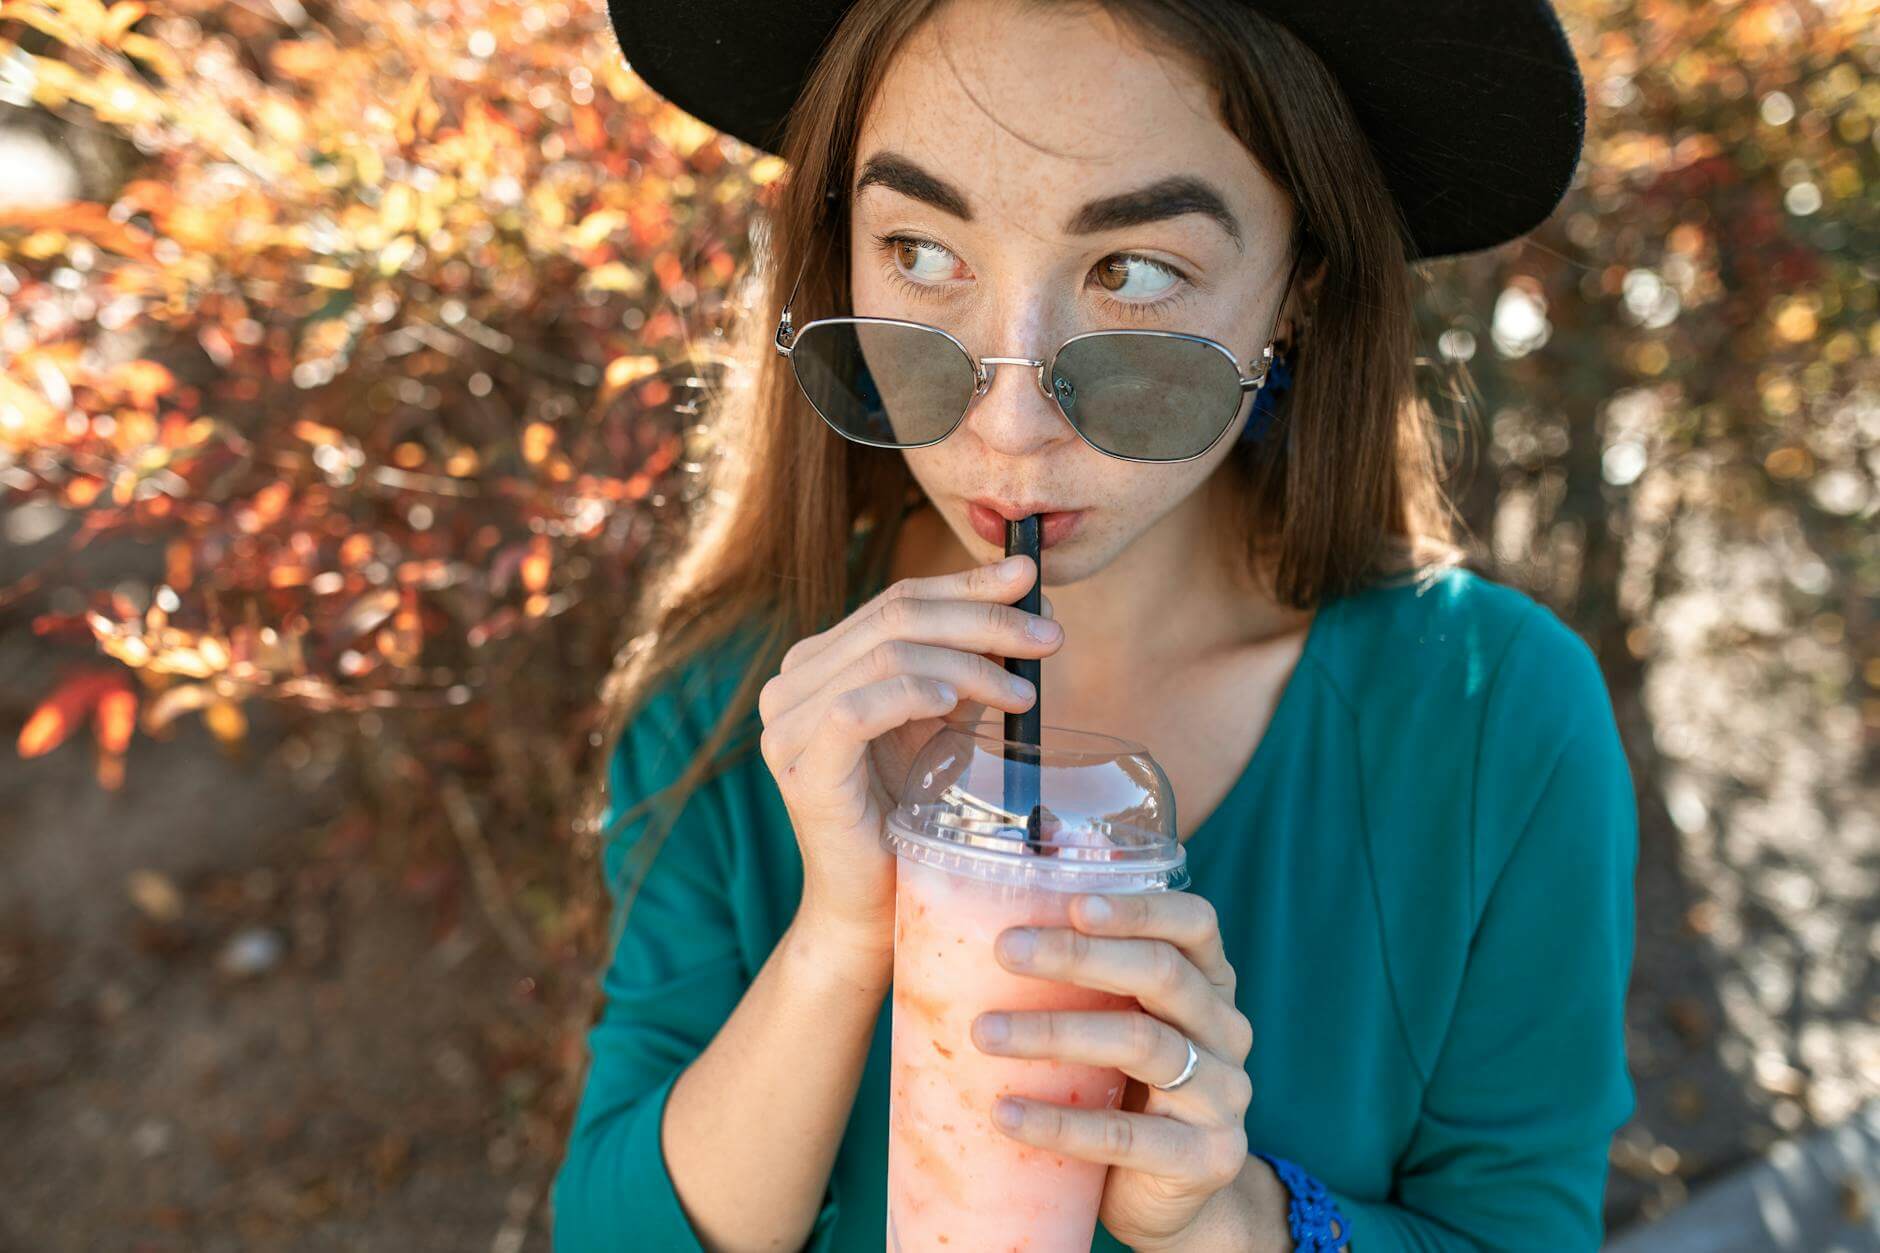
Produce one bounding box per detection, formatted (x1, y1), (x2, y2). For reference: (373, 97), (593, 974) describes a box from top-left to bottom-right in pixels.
(550, 674), (839, 1251)
(1329, 607), (1639, 1251)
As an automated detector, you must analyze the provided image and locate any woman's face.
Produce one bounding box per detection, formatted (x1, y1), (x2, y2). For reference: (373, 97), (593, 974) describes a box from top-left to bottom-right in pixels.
(850, 0), (1298, 584)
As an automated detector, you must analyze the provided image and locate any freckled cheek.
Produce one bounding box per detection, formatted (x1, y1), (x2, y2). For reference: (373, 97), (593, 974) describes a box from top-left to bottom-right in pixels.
(897, 449), (958, 511)
(848, 267), (887, 319)
(1072, 475), (1179, 538)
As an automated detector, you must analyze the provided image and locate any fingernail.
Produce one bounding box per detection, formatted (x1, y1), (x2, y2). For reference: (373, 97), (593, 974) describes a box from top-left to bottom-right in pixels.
(998, 556), (1025, 576)
(977, 1013), (1009, 1046)
(1027, 617), (1061, 642)
(993, 1097), (1023, 1129)
(1000, 929), (1035, 963)
(1008, 674), (1035, 700)
(1080, 895), (1111, 924)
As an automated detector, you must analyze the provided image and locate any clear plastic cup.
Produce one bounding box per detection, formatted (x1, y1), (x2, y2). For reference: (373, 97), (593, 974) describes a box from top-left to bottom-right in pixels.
(881, 718), (1188, 1252)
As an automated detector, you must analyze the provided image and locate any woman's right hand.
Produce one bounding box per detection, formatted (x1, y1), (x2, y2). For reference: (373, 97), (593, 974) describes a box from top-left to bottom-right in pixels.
(757, 553), (1062, 968)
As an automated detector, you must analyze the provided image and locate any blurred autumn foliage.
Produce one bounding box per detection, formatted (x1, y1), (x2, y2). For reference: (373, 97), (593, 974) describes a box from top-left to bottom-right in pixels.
(1, 0), (779, 787)
(0, 0), (1875, 1236)
(1417, 0), (1878, 1222)
(1, 0), (787, 1183)
(1428, 0), (1877, 675)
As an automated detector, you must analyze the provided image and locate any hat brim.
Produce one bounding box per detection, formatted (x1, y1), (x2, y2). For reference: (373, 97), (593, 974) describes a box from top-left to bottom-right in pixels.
(607, 0), (1585, 261)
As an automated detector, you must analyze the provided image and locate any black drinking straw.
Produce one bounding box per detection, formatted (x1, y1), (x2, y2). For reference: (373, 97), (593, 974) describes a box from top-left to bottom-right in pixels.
(1003, 516), (1044, 847)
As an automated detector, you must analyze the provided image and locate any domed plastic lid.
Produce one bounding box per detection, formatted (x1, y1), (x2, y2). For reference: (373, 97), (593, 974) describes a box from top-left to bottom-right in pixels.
(882, 718), (1188, 892)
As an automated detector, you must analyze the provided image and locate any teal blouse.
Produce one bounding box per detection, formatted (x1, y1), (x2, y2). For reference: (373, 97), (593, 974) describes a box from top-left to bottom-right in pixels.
(552, 547), (1638, 1251)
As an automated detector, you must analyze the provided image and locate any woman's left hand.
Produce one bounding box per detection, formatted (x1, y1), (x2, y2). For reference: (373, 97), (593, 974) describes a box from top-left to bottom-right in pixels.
(972, 890), (1274, 1250)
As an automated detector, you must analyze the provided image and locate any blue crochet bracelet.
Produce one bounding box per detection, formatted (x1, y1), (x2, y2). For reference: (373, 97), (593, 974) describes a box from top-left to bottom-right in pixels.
(1252, 1153), (1350, 1252)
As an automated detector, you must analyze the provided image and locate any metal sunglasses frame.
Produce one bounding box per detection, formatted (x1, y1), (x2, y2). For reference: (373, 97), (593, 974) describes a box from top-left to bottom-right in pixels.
(771, 220), (1308, 465)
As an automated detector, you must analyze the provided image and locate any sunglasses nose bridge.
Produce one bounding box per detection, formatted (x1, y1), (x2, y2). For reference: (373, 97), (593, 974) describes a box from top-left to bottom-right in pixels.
(975, 355), (1054, 402)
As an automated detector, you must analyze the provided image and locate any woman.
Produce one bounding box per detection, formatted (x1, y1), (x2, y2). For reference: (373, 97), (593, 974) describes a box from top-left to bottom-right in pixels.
(556, 0), (1636, 1249)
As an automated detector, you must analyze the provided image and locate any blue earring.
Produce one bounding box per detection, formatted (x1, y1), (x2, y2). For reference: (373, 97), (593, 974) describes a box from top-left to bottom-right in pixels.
(1238, 344), (1294, 446)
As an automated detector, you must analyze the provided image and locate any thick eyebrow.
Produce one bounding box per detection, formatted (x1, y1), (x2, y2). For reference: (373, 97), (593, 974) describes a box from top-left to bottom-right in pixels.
(854, 151), (1243, 250)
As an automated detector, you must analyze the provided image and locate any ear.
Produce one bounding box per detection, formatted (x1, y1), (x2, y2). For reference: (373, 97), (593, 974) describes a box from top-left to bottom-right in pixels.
(1275, 235), (1325, 349)
(1288, 258), (1327, 340)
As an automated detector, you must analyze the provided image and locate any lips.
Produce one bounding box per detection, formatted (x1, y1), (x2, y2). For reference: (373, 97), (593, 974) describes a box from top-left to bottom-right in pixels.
(966, 500), (1086, 549)
(970, 497), (1075, 522)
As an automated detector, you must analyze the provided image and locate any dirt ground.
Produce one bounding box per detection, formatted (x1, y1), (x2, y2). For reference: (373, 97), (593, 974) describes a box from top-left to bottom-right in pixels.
(0, 702), (554, 1253)
(0, 521), (569, 1253)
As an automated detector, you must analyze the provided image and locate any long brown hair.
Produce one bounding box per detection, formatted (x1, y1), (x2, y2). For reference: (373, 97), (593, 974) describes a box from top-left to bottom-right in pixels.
(582, 0), (1471, 911)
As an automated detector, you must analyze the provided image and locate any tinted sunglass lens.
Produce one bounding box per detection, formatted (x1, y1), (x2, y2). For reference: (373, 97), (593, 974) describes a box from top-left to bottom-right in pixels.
(1050, 334), (1245, 460)
(790, 321), (976, 446)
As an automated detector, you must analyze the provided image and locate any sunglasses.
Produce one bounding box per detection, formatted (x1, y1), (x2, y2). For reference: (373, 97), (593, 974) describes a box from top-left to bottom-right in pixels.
(773, 224), (1306, 464)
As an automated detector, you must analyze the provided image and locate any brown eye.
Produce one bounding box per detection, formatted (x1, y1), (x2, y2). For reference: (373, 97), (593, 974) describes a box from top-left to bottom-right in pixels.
(882, 235), (959, 283)
(1091, 254), (1181, 304)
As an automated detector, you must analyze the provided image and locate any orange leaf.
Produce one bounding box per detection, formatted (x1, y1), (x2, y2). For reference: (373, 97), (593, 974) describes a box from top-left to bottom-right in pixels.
(520, 535), (551, 594)
(270, 40), (338, 81)
(115, 177), (174, 216)
(145, 682), (213, 732)
(108, 359), (176, 409)
(597, 353), (658, 403)
(93, 685), (137, 755)
(395, 72), (440, 146)
(335, 588), (399, 641)
(2, 4), (87, 49)
(165, 538), (194, 591)
(203, 699), (247, 746)
(117, 30), (182, 80)
(17, 670), (117, 758)
(0, 375), (59, 442)
(16, 705), (69, 759)
(247, 481), (291, 528)
(522, 422), (555, 464)
(103, 1), (147, 43)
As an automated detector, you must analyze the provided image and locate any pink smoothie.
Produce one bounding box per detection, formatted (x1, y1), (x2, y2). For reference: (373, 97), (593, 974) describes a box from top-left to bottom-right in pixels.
(885, 852), (1134, 1252)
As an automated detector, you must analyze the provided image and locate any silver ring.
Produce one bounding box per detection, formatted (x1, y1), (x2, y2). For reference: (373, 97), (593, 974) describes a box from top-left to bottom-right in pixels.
(1151, 1035), (1200, 1091)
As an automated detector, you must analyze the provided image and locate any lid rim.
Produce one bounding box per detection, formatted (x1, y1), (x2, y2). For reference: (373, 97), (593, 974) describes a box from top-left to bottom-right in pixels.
(885, 817), (1188, 874)
(940, 716), (1151, 761)
(884, 820), (1191, 891)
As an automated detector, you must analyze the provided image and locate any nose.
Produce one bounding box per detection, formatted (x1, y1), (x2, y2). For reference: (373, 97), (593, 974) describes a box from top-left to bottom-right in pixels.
(964, 354), (1069, 455)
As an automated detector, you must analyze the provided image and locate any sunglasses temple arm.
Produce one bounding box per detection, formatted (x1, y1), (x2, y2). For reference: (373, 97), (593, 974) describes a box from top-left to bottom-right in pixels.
(775, 189), (844, 357)
(774, 252), (807, 356)
(1240, 225), (1309, 388)
(1272, 228), (1308, 345)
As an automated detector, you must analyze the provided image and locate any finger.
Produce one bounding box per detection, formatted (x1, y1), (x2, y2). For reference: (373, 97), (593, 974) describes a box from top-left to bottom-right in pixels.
(762, 566), (1056, 729)
(972, 1009), (1250, 1122)
(995, 928), (1249, 1061)
(779, 554), (1040, 679)
(774, 594), (1060, 718)
(786, 672), (963, 797)
(1069, 891), (1235, 993)
(764, 636), (1040, 768)
(960, 590), (1054, 722)
(968, 588), (1052, 708)
(989, 1098), (1247, 1192)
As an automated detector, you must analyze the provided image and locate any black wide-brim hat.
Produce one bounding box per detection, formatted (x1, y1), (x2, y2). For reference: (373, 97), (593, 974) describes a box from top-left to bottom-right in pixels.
(607, 1), (1586, 262)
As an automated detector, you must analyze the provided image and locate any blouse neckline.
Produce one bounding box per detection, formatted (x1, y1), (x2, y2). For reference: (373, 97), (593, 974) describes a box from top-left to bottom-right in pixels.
(1179, 590), (1339, 853)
